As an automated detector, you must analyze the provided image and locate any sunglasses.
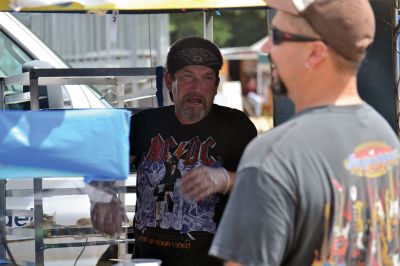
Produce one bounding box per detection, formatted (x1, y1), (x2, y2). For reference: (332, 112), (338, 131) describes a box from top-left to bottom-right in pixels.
(271, 28), (322, 45)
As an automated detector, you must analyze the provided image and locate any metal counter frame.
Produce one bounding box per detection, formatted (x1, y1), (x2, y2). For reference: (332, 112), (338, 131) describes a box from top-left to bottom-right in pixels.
(0, 66), (163, 265)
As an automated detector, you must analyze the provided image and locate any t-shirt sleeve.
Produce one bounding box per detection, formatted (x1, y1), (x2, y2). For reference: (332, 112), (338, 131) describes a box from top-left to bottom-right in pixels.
(223, 111), (257, 171)
(209, 166), (296, 266)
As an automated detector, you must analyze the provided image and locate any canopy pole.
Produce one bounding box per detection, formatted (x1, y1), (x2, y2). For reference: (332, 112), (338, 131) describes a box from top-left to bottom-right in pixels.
(203, 11), (213, 41)
(394, 1), (399, 136)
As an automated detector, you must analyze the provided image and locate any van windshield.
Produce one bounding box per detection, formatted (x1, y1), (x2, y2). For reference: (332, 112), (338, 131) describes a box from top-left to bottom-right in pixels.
(0, 27), (112, 109)
(0, 30), (32, 81)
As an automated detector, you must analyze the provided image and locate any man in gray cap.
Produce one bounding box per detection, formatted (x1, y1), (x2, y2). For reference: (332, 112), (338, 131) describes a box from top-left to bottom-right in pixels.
(210, 0), (400, 265)
(96, 37), (256, 266)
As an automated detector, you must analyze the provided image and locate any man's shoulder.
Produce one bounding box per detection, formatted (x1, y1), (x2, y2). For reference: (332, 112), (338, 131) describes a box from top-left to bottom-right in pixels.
(213, 104), (244, 114)
(212, 104), (258, 134)
(246, 117), (303, 154)
(133, 105), (174, 119)
(212, 104), (252, 121)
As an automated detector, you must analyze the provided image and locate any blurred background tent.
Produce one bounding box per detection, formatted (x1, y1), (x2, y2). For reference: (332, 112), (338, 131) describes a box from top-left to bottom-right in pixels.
(0, 0), (271, 126)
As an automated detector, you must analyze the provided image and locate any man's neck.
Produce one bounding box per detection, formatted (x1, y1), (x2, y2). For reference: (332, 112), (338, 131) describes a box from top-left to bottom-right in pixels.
(294, 95), (363, 113)
(175, 110), (210, 125)
(292, 71), (362, 113)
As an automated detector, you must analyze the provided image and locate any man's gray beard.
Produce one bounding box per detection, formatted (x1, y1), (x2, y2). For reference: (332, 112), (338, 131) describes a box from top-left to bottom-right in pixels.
(181, 107), (206, 122)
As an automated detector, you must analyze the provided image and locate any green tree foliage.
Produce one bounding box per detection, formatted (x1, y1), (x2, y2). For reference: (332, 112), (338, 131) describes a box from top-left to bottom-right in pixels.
(169, 9), (269, 47)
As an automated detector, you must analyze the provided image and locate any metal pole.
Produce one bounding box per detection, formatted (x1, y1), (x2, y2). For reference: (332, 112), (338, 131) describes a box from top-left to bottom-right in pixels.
(394, 2), (400, 136)
(34, 178), (44, 266)
(0, 83), (5, 259)
(29, 72), (40, 111)
(30, 72), (44, 265)
(0, 180), (6, 260)
(116, 82), (125, 108)
(0, 79), (5, 110)
(203, 11), (213, 41)
(0, 80), (5, 261)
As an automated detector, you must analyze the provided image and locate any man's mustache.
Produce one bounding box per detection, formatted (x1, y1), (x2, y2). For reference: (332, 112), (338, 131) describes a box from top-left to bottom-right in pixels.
(268, 55), (288, 96)
(182, 93), (206, 104)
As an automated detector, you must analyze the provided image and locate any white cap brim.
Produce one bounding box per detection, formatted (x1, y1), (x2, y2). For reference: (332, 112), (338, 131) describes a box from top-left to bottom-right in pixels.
(265, 0), (299, 14)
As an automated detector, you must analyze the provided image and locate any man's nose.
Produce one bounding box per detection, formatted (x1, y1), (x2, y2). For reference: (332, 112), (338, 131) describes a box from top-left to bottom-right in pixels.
(192, 77), (204, 91)
(261, 37), (272, 54)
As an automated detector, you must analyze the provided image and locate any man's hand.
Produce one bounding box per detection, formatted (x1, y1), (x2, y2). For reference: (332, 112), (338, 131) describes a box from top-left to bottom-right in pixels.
(180, 166), (230, 201)
(90, 194), (129, 237)
(86, 182), (128, 237)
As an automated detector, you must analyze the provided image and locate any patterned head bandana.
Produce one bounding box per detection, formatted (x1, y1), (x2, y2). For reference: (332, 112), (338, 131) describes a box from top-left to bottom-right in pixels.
(166, 37), (223, 75)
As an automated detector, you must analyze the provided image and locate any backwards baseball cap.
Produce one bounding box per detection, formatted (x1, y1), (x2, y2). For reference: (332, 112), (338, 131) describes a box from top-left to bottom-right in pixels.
(266, 0), (375, 62)
(166, 37), (223, 75)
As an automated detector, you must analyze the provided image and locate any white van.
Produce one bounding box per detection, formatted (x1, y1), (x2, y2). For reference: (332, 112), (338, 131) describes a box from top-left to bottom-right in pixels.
(0, 12), (112, 109)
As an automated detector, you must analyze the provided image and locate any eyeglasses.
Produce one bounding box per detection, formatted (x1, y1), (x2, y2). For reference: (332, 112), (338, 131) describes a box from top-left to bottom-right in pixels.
(271, 28), (322, 45)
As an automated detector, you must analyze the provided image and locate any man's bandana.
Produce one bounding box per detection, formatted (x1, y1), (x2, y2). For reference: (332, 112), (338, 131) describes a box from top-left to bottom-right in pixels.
(166, 37), (223, 75)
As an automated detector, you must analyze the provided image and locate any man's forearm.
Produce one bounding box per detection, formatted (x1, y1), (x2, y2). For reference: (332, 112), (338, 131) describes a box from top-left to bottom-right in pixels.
(86, 181), (117, 203)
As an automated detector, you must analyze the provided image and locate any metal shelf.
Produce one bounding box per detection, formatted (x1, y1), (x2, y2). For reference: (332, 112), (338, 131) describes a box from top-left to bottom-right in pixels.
(0, 66), (164, 109)
(0, 66), (160, 265)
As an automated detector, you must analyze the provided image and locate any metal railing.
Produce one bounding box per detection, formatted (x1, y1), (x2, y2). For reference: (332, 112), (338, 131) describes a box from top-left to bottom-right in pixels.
(0, 66), (164, 265)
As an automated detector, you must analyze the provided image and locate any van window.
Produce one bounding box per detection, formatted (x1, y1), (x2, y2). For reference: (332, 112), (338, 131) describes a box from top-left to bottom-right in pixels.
(0, 30), (75, 110)
(0, 30), (32, 95)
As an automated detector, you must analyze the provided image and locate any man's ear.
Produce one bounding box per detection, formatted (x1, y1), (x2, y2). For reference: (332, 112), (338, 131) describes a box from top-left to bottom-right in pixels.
(305, 41), (328, 69)
(164, 71), (174, 102)
(214, 76), (220, 95)
(165, 71), (173, 90)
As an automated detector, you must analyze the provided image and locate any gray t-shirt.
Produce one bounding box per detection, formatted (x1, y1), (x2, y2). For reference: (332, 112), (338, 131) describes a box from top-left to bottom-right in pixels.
(210, 104), (400, 266)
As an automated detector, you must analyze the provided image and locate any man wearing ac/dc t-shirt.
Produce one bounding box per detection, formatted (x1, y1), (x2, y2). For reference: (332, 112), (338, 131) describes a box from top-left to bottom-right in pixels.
(128, 37), (257, 266)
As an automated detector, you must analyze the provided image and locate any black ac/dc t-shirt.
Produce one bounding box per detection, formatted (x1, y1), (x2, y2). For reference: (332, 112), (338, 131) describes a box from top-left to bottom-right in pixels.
(130, 104), (257, 235)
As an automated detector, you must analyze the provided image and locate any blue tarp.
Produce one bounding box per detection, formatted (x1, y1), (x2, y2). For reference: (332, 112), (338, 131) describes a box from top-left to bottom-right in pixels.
(0, 109), (130, 182)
